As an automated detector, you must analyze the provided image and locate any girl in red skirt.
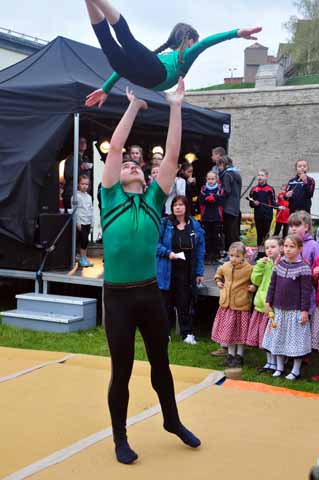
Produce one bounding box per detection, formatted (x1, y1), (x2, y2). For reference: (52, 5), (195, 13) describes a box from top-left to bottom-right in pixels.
(211, 242), (255, 367)
(245, 237), (282, 372)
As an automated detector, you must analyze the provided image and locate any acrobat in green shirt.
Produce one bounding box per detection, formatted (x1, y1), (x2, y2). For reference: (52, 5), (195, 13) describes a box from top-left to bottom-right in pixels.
(84, 2), (262, 107)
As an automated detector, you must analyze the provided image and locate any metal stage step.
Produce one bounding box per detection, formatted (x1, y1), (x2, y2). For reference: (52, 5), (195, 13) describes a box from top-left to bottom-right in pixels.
(2, 293), (97, 333)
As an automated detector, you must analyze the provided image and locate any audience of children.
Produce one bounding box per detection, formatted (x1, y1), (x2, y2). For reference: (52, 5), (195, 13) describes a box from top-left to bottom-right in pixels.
(211, 242), (255, 367)
(199, 171), (224, 264)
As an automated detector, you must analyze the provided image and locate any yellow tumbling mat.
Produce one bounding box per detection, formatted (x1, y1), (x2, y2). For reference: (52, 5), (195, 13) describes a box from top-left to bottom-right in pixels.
(0, 348), (217, 478)
(30, 385), (319, 480)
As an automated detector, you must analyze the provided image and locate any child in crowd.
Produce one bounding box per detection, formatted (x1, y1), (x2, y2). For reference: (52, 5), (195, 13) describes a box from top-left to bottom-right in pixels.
(249, 169), (279, 250)
(199, 171), (224, 264)
(74, 175), (94, 268)
(262, 235), (313, 380)
(246, 237), (282, 372)
(274, 184), (289, 238)
(211, 242), (255, 367)
(286, 159), (315, 214)
(288, 211), (319, 268)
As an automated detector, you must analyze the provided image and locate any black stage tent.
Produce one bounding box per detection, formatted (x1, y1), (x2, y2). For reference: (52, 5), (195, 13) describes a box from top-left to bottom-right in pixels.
(0, 35), (231, 250)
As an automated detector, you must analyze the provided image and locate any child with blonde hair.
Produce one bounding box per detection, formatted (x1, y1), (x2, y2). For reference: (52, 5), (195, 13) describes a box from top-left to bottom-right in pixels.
(211, 242), (254, 367)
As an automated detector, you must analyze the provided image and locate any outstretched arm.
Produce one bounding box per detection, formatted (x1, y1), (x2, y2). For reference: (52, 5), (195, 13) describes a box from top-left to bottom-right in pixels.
(156, 78), (184, 194)
(184, 26), (262, 64)
(102, 88), (147, 188)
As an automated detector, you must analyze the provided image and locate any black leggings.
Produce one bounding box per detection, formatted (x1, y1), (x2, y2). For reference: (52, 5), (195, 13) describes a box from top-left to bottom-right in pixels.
(255, 216), (272, 247)
(104, 281), (180, 441)
(93, 16), (167, 88)
(77, 224), (91, 250)
(274, 222), (288, 238)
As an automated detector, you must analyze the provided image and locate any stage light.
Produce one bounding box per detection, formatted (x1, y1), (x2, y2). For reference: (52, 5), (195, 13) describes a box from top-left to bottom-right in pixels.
(100, 140), (126, 154)
(59, 159), (66, 183)
(100, 140), (110, 154)
(152, 146), (164, 155)
(184, 153), (198, 163)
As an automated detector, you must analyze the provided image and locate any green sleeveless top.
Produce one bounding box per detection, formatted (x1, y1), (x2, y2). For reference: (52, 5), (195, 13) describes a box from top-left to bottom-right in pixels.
(101, 180), (166, 284)
(101, 29), (239, 94)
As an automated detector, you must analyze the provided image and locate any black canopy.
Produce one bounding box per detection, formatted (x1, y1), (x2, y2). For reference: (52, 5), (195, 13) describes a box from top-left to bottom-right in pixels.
(0, 35), (231, 244)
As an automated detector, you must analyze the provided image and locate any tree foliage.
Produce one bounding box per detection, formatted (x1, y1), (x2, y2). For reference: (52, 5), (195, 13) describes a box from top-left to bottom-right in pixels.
(285, 0), (319, 74)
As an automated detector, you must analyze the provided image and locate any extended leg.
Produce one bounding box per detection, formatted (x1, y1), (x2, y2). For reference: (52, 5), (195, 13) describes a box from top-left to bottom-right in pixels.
(85, 0), (104, 24)
(86, 0), (120, 25)
(137, 285), (201, 448)
(104, 287), (138, 464)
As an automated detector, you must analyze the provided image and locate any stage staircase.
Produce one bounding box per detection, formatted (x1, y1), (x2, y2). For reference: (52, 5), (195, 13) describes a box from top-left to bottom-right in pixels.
(1, 293), (96, 333)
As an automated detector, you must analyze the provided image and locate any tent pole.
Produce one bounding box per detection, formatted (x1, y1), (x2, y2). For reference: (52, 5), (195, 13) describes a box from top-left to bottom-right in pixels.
(71, 112), (80, 267)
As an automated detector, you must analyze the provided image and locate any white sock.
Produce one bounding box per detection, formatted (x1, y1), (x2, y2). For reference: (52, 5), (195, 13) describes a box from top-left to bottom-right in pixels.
(263, 352), (271, 369)
(228, 345), (236, 356)
(237, 344), (244, 357)
(273, 355), (285, 376)
(292, 358), (302, 376)
(270, 354), (277, 370)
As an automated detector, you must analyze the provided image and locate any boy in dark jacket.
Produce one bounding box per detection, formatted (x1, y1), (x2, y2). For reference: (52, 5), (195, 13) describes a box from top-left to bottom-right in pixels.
(249, 169), (279, 248)
(199, 172), (224, 263)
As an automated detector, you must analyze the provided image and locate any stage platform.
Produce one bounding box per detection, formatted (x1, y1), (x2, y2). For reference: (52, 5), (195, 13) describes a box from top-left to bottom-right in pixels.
(0, 260), (220, 297)
(1, 346), (319, 480)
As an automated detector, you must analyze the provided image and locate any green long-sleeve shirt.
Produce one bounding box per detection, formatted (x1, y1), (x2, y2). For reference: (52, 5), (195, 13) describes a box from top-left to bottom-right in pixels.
(101, 28), (239, 94)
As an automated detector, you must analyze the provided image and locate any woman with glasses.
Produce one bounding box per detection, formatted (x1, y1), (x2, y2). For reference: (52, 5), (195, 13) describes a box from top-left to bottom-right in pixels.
(157, 195), (205, 344)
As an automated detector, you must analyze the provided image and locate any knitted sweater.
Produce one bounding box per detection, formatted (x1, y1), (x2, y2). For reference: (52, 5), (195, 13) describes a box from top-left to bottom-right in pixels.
(266, 259), (312, 311)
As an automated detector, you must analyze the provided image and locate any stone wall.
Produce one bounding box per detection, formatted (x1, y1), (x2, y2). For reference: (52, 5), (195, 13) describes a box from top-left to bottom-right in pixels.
(185, 85), (319, 210)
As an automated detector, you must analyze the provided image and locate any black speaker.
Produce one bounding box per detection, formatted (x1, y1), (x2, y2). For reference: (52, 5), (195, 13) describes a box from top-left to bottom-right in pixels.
(38, 213), (72, 270)
(39, 163), (59, 213)
(0, 235), (43, 271)
(0, 214), (72, 271)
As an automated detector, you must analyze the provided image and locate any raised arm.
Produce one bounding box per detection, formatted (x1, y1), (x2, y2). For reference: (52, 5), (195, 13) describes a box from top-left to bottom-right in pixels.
(156, 78), (184, 194)
(184, 27), (262, 64)
(102, 88), (147, 188)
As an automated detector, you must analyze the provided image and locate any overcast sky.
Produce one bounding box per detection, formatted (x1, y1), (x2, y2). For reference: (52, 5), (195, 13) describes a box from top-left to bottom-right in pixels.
(1, 0), (298, 89)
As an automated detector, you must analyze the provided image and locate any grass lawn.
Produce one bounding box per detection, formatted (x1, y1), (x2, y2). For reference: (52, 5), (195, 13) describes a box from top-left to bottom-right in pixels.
(1, 323), (319, 395)
(285, 74), (319, 86)
(188, 82), (255, 91)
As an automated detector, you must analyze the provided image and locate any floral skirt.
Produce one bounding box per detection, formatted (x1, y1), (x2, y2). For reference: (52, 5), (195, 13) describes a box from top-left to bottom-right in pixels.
(262, 308), (312, 357)
(245, 310), (269, 348)
(211, 307), (250, 345)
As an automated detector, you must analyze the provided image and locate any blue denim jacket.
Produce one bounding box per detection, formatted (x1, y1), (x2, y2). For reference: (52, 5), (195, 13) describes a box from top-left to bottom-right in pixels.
(156, 217), (205, 290)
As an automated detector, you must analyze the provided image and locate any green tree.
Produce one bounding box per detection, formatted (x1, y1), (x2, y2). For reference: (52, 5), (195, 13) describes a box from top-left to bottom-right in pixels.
(285, 0), (319, 74)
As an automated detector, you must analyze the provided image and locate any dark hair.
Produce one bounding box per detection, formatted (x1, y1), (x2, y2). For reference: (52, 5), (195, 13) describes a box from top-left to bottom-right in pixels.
(122, 160), (142, 169)
(170, 195), (190, 221)
(154, 23), (199, 63)
(216, 155), (234, 169)
(180, 162), (193, 173)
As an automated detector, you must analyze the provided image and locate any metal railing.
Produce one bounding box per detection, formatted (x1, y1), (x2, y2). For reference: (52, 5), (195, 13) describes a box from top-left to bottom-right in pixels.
(0, 27), (48, 45)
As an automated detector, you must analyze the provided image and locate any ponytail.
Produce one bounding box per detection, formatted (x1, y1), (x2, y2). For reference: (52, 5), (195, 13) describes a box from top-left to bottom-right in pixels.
(154, 23), (199, 62)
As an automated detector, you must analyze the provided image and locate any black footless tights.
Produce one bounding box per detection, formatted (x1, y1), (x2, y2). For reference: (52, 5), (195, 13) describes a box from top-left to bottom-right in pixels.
(104, 281), (181, 443)
(93, 16), (166, 88)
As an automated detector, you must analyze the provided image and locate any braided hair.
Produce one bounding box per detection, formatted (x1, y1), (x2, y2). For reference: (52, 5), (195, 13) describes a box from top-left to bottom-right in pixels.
(154, 23), (199, 63)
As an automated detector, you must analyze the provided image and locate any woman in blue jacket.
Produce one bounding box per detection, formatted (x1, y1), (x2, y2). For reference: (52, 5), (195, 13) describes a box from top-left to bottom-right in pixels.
(157, 195), (205, 345)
